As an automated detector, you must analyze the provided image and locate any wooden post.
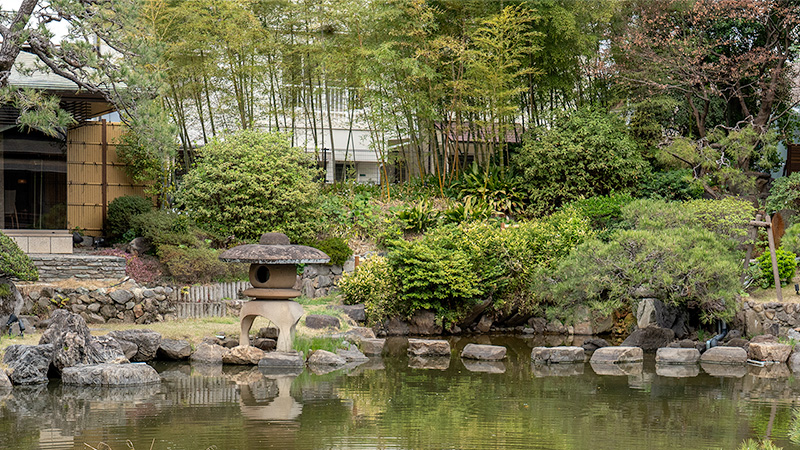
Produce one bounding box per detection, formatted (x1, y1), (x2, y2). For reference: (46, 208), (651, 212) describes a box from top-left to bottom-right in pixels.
(101, 119), (108, 232)
(354, 255), (360, 268)
(766, 215), (783, 302)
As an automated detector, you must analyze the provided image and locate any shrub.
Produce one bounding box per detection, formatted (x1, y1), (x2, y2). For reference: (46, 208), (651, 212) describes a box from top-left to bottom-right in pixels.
(637, 169), (704, 201)
(567, 193), (633, 236)
(755, 246), (797, 288)
(441, 198), (494, 225)
(535, 228), (742, 324)
(98, 249), (162, 285)
(513, 108), (648, 215)
(767, 172), (800, 215)
(158, 245), (246, 284)
(782, 223), (800, 255)
(310, 236), (353, 266)
(129, 209), (199, 249)
(176, 130), (320, 243)
(0, 231), (38, 281)
(397, 200), (440, 233)
(338, 256), (399, 323)
(107, 195), (153, 237)
(451, 162), (525, 217)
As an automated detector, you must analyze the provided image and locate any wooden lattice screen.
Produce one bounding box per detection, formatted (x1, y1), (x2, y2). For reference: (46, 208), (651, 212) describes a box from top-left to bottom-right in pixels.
(66, 121), (150, 235)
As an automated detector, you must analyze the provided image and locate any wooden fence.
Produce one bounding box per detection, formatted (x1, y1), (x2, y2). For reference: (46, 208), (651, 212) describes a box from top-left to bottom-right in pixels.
(174, 281), (250, 319)
(66, 121), (150, 235)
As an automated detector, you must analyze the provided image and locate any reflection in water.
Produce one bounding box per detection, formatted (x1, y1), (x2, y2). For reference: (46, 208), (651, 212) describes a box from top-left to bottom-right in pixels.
(3, 338), (800, 449)
(408, 355), (450, 370)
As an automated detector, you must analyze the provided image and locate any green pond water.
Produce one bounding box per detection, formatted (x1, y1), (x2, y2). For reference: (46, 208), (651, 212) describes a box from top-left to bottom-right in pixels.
(2, 336), (800, 450)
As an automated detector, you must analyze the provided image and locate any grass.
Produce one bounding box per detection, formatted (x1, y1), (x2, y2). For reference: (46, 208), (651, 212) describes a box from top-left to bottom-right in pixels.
(746, 273), (800, 303)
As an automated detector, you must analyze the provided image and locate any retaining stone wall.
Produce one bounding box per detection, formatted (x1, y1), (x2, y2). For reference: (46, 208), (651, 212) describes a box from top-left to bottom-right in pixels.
(30, 254), (126, 281)
(297, 261), (353, 298)
(20, 284), (178, 325)
(738, 300), (800, 337)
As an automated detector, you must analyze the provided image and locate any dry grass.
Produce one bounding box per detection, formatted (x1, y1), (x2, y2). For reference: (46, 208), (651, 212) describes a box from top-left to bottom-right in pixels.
(746, 274), (800, 304)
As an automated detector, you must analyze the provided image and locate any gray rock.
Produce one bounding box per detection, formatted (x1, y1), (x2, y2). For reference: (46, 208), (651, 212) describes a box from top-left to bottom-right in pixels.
(589, 346), (644, 364)
(257, 327), (279, 340)
(109, 290), (134, 305)
(359, 338), (386, 356)
(117, 340), (138, 360)
(223, 345), (265, 365)
(126, 237), (151, 255)
(409, 310), (442, 335)
(107, 329), (162, 362)
(0, 280), (24, 318)
(3, 344), (55, 384)
(476, 315), (494, 333)
(190, 343), (227, 364)
(62, 363), (160, 386)
(383, 317), (410, 336)
(581, 338), (609, 352)
(258, 351), (305, 369)
(700, 346), (747, 364)
(748, 342), (792, 362)
(407, 339), (451, 357)
(788, 352), (800, 373)
(655, 348), (700, 364)
(343, 327), (376, 342)
(751, 334), (777, 343)
(522, 327), (535, 334)
(725, 338), (750, 349)
(157, 339), (192, 360)
(305, 314), (340, 330)
(336, 346), (369, 362)
(0, 370), (11, 389)
(38, 310), (126, 373)
(531, 346), (585, 364)
(307, 350), (346, 366)
(636, 298), (689, 338)
(621, 326), (675, 351)
(461, 343), (507, 361)
(787, 328), (800, 342)
(251, 338), (277, 352)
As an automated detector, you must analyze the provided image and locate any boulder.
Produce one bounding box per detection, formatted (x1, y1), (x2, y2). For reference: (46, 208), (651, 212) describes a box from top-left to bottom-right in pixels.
(61, 363), (160, 386)
(621, 326), (675, 351)
(258, 351), (305, 369)
(328, 304), (366, 323)
(38, 310), (126, 373)
(636, 298), (688, 338)
(359, 338), (386, 356)
(307, 350), (346, 366)
(581, 338), (609, 352)
(531, 346), (585, 364)
(461, 344), (506, 361)
(655, 348), (700, 364)
(0, 279), (24, 318)
(109, 289), (134, 305)
(3, 344), (55, 384)
(223, 345), (265, 365)
(589, 346), (644, 364)
(0, 371), (11, 389)
(126, 237), (151, 255)
(788, 352), (800, 373)
(748, 342), (792, 363)
(107, 329), (162, 362)
(117, 340), (138, 360)
(751, 334), (778, 343)
(337, 346), (369, 362)
(725, 338), (750, 350)
(157, 339), (192, 360)
(190, 343), (227, 364)
(257, 327), (279, 340)
(343, 327), (376, 342)
(251, 338), (277, 352)
(407, 339), (451, 357)
(304, 315), (340, 330)
(699, 346), (747, 364)
(382, 317), (410, 336)
(409, 310), (442, 335)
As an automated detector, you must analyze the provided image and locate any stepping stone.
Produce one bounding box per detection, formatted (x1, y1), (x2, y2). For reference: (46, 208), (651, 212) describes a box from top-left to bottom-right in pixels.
(699, 347), (747, 364)
(655, 348), (700, 364)
(407, 339), (450, 357)
(461, 344), (506, 361)
(359, 338), (385, 355)
(531, 346), (584, 364)
(589, 346), (643, 364)
(748, 342), (791, 363)
(62, 363), (160, 386)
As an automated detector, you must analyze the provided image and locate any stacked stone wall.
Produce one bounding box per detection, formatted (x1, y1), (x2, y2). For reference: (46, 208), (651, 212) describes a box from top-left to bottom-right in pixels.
(30, 255), (126, 281)
(738, 300), (800, 337)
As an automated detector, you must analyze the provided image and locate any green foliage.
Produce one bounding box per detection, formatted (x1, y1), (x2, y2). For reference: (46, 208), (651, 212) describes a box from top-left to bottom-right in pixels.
(397, 201), (440, 233)
(0, 231), (38, 281)
(309, 237), (353, 267)
(107, 195), (154, 237)
(176, 130), (320, 243)
(566, 193), (633, 237)
(158, 245), (245, 284)
(767, 173), (800, 214)
(451, 163), (525, 217)
(755, 247), (797, 288)
(636, 169), (704, 201)
(441, 198), (495, 225)
(514, 108), (648, 215)
(338, 256), (400, 322)
(781, 223), (800, 256)
(129, 210), (199, 249)
(292, 336), (347, 354)
(537, 228), (742, 324)
(738, 439), (783, 450)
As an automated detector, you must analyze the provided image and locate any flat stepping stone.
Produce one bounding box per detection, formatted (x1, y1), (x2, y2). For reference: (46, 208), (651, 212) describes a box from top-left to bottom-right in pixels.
(307, 350), (346, 366)
(337, 347), (369, 362)
(258, 351), (305, 369)
(589, 346), (643, 364)
(531, 346), (584, 364)
(359, 338), (385, 355)
(62, 363), (160, 386)
(655, 348), (700, 364)
(461, 344), (506, 361)
(700, 347), (747, 364)
(407, 339), (451, 357)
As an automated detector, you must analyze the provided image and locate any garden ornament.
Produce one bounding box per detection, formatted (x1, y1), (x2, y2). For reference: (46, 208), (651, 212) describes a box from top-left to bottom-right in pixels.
(219, 232), (329, 352)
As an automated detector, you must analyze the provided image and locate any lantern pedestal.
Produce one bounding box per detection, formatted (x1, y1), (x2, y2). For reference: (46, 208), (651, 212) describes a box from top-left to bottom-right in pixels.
(240, 299), (304, 352)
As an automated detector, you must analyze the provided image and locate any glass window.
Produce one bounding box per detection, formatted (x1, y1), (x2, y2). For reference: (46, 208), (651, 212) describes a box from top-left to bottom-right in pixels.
(0, 128), (67, 230)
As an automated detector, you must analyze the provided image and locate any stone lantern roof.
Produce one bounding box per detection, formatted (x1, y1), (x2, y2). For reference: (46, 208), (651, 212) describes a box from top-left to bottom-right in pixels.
(218, 232), (330, 265)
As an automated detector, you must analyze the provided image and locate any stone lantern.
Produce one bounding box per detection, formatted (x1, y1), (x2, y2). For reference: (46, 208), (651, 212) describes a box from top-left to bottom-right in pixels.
(219, 232), (329, 352)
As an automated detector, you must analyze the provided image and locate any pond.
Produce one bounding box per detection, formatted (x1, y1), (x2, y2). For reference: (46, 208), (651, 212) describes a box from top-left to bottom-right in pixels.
(2, 336), (800, 450)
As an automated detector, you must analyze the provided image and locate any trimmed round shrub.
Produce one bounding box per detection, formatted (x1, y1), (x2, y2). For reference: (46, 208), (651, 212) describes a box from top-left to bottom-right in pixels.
(755, 246), (797, 288)
(175, 130), (320, 243)
(310, 237), (353, 267)
(0, 231), (38, 281)
(107, 195), (153, 237)
(129, 210), (198, 249)
(339, 256), (399, 323)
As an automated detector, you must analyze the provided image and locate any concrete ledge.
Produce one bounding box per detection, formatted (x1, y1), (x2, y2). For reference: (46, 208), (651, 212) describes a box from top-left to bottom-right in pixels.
(3, 229), (72, 254)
